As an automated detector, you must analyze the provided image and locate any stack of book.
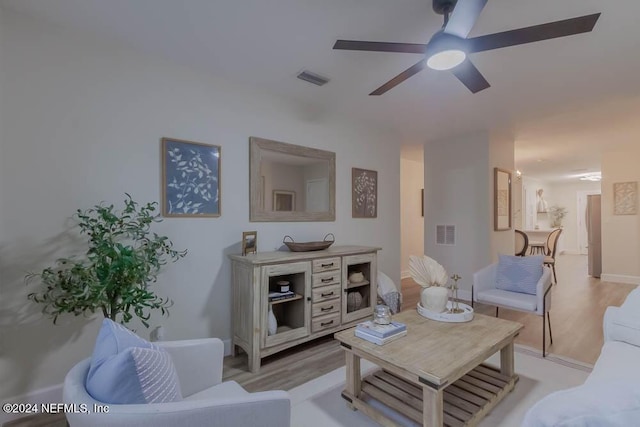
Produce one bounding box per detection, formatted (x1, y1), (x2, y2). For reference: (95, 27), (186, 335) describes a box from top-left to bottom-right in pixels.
(268, 290), (296, 302)
(355, 320), (407, 345)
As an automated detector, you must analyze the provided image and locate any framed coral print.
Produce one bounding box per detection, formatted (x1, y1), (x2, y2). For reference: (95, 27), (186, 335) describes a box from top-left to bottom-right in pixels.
(162, 137), (221, 217)
(352, 168), (378, 218)
(614, 182), (638, 215)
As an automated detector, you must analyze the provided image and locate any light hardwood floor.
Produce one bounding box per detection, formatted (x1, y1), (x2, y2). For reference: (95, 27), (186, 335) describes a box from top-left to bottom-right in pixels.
(7, 255), (636, 427)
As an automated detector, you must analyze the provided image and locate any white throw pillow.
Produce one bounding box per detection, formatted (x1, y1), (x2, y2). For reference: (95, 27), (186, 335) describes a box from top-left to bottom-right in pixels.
(522, 380), (640, 427)
(86, 319), (182, 404)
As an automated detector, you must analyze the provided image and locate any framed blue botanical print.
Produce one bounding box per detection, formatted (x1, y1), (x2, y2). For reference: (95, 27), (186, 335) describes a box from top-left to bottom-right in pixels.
(162, 137), (221, 217)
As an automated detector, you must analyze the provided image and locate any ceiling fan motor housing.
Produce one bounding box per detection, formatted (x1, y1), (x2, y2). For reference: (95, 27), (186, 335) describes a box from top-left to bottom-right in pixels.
(433, 0), (458, 15)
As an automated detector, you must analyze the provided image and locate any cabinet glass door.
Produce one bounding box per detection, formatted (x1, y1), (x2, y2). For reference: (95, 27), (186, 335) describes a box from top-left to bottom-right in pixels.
(342, 253), (376, 324)
(262, 261), (311, 348)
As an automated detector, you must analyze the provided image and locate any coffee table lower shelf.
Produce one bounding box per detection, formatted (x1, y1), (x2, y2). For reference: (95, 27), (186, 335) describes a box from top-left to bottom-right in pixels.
(341, 364), (518, 427)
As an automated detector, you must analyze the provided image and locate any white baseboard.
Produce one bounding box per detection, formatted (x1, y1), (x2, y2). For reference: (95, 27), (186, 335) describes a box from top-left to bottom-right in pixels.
(223, 338), (233, 356)
(400, 270), (410, 279)
(0, 384), (63, 425)
(601, 274), (640, 285)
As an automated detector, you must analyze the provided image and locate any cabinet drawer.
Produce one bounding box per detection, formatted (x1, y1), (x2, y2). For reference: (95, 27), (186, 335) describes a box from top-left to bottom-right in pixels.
(312, 257), (341, 273)
(312, 299), (340, 317)
(312, 270), (341, 288)
(312, 313), (340, 333)
(312, 284), (341, 302)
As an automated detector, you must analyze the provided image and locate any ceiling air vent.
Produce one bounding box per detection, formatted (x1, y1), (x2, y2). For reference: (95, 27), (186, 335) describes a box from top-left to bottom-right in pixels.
(296, 70), (330, 86)
(436, 225), (456, 246)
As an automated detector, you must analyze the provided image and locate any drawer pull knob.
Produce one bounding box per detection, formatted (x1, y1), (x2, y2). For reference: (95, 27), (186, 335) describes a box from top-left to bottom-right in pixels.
(321, 320), (334, 327)
(321, 291), (334, 297)
(321, 306), (334, 312)
(321, 277), (333, 283)
(321, 263), (334, 267)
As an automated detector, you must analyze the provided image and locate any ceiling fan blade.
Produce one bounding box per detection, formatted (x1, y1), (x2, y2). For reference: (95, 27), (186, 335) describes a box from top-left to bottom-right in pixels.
(445, 0), (489, 38)
(451, 59), (490, 93)
(333, 40), (428, 54)
(467, 13), (600, 53)
(370, 60), (427, 95)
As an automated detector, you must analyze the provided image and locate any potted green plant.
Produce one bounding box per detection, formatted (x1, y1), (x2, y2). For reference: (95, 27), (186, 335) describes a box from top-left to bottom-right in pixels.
(26, 194), (187, 326)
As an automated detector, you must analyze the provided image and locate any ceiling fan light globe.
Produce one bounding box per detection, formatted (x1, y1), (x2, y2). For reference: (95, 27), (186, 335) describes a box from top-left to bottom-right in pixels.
(427, 50), (466, 70)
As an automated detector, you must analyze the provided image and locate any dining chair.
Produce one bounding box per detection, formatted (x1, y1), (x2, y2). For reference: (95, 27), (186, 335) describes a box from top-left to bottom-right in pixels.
(544, 228), (563, 284)
(515, 229), (529, 256)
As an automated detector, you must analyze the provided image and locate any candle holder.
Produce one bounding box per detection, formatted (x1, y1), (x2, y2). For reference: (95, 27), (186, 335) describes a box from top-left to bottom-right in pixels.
(449, 274), (464, 314)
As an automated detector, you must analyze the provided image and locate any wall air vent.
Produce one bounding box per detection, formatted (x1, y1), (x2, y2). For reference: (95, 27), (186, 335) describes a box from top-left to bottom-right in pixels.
(296, 70), (330, 86)
(436, 225), (456, 245)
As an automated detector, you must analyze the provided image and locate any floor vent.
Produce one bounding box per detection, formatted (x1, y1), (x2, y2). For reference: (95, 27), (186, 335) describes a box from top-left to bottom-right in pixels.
(297, 70), (330, 86)
(436, 225), (456, 245)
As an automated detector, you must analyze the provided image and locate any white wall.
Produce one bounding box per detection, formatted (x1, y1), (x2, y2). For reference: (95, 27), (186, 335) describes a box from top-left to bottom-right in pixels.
(489, 131), (515, 260)
(423, 132), (514, 293)
(546, 180), (601, 254)
(602, 147), (640, 282)
(424, 133), (488, 293)
(0, 10), (401, 401)
(400, 149), (424, 277)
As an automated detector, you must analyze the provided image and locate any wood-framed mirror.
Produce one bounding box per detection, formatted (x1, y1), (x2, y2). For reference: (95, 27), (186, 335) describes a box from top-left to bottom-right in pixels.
(494, 167), (512, 231)
(250, 137), (335, 222)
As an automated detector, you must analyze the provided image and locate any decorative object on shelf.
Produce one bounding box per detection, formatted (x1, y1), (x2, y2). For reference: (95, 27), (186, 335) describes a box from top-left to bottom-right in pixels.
(449, 274), (463, 314)
(268, 305), (277, 335)
(373, 304), (392, 325)
(352, 168), (378, 218)
(536, 188), (549, 213)
(282, 233), (335, 252)
(613, 182), (638, 215)
(162, 137), (221, 217)
(348, 271), (365, 284)
(242, 231), (257, 256)
(347, 291), (363, 312)
(272, 190), (296, 212)
(417, 301), (474, 323)
(26, 194), (187, 327)
(276, 280), (290, 293)
(409, 255), (449, 313)
(548, 205), (568, 227)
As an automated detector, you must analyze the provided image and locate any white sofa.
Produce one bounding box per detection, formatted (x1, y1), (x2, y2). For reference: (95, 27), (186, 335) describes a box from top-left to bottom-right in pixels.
(63, 338), (291, 427)
(522, 287), (640, 426)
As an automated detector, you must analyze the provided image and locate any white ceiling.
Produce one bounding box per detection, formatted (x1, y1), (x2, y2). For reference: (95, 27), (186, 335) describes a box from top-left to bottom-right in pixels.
(3, 0), (640, 182)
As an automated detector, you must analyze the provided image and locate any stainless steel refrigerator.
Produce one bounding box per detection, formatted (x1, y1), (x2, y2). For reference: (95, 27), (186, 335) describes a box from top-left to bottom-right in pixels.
(587, 194), (602, 278)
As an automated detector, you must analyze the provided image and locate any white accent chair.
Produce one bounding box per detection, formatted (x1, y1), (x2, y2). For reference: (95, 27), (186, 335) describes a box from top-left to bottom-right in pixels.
(63, 338), (291, 427)
(473, 264), (553, 356)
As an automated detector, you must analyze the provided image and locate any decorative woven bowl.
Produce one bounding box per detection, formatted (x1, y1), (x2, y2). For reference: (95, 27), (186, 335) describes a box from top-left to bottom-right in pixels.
(283, 233), (335, 252)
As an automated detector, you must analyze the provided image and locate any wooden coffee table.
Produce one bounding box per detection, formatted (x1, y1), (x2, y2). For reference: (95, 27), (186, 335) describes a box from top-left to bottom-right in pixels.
(334, 310), (523, 427)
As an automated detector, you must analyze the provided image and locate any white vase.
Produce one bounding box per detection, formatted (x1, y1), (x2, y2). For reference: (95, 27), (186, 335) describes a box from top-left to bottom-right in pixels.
(268, 306), (277, 335)
(421, 286), (449, 313)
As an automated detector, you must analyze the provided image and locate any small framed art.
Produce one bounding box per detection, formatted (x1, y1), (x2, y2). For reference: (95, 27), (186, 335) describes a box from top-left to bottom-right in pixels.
(242, 231), (257, 256)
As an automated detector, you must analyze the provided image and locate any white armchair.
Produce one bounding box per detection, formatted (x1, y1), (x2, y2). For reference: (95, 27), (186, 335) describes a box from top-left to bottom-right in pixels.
(473, 264), (553, 356)
(63, 338), (291, 427)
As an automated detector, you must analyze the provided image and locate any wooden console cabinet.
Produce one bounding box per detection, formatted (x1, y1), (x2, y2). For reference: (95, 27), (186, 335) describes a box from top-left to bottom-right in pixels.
(229, 245), (380, 372)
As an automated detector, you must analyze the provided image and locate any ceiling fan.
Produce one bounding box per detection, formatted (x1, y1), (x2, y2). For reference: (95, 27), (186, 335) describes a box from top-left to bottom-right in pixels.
(333, 0), (600, 95)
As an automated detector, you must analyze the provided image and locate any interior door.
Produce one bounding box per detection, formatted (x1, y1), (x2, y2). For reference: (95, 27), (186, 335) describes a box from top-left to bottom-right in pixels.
(578, 190), (601, 255)
(306, 178), (328, 212)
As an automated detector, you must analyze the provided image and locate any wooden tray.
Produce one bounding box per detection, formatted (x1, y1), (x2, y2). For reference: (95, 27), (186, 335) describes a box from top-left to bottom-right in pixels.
(283, 233), (335, 252)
